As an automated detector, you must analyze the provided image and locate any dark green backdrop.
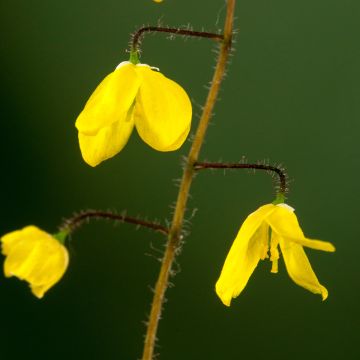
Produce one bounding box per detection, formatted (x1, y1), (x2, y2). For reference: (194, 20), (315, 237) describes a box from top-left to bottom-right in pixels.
(0, 0), (359, 359)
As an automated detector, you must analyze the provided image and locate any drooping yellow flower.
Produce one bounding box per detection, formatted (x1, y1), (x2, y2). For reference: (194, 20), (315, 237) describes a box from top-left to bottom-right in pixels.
(1, 226), (69, 299)
(75, 61), (192, 167)
(216, 203), (335, 306)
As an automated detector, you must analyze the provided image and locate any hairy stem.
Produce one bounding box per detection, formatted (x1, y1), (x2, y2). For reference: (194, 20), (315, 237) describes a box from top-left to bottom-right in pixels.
(194, 161), (288, 195)
(132, 26), (223, 52)
(60, 210), (169, 235)
(141, 1), (236, 359)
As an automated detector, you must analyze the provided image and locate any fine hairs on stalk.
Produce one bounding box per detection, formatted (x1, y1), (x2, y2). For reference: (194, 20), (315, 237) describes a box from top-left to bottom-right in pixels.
(131, 25), (224, 52)
(140, 2), (236, 359)
(61, 210), (169, 236)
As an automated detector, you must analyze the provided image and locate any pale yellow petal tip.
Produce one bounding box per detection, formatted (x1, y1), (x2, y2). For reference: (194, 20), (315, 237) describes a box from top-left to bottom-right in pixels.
(153, 0), (164, 3)
(79, 149), (100, 167)
(85, 159), (98, 168)
(327, 243), (336, 252)
(320, 286), (328, 301)
(31, 286), (45, 299)
(308, 238), (336, 253)
(215, 284), (232, 307)
(310, 240), (335, 253)
(78, 133), (106, 168)
(4, 268), (12, 278)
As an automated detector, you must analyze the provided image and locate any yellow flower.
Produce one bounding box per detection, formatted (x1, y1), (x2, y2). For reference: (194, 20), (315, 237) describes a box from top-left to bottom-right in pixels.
(216, 203), (335, 306)
(1, 226), (69, 299)
(75, 61), (192, 167)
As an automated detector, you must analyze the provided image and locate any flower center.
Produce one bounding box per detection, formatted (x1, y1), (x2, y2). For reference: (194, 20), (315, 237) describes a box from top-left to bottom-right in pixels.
(260, 228), (280, 273)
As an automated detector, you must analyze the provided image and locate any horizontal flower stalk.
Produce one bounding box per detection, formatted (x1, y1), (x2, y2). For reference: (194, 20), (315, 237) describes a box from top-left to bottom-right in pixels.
(61, 210), (169, 235)
(194, 161), (288, 196)
(132, 26), (224, 53)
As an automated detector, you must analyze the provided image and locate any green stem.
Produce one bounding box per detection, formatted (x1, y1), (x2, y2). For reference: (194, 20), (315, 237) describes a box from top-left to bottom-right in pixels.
(140, 1), (236, 360)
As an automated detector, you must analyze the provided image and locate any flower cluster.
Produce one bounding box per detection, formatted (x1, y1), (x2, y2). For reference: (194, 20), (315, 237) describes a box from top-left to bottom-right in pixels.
(0, 37), (335, 306)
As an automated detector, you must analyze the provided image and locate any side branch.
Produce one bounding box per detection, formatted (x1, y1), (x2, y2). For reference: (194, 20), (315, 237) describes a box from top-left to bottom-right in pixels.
(60, 210), (169, 236)
(132, 26), (223, 51)
(194, 161), (288, 194)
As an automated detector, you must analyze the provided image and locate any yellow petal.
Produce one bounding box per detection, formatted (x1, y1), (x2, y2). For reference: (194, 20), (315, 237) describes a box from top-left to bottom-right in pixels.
(239, 204), (276, 240)
(286, 236), (335, 252)
(4, 237), (40, 279)
(78, 111), (135, 167)
(266, 204), (305, 239)
(267, 204), (335, 252)
(160, 123), (191, 151)
(279, 236), (328, 300)
(75, 62), (140, 135)
(31, 284), (48, 299)
(1, 225), (38, 256)
(215, 204), (276, 306)
(28, 246), (69, 299)
(134, 66), (192, 151)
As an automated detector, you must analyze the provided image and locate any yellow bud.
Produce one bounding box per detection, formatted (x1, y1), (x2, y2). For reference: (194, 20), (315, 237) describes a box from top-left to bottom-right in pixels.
(1, 226), (69, 298)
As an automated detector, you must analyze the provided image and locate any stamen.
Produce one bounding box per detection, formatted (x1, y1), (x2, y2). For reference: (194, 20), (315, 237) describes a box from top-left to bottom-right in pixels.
(260, 244), (269, 260)
(259, 226), (269, 260)
(271, 259), (278, 273)
(270, 236), (280, 274)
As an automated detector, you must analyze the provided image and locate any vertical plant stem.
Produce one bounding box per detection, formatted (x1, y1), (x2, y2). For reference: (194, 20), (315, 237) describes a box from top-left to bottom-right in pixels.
(141, 1), (235, 359)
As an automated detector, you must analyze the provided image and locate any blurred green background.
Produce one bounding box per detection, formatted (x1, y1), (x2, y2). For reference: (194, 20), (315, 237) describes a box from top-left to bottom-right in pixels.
(0, 0), (359, 359)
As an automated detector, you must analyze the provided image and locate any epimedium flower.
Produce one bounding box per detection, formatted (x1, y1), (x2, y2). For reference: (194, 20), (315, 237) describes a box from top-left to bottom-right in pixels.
(75, 61), (192, 167)
(1, 226), (69, 299)
(216, 203), (335, 306)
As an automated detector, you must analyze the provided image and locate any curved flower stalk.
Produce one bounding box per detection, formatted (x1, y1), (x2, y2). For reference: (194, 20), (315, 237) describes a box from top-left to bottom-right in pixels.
(75, 61), (192, 167)
(1, 226), (69, 299)
(216, 203), (336, 306)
